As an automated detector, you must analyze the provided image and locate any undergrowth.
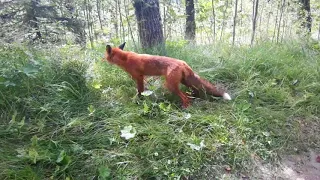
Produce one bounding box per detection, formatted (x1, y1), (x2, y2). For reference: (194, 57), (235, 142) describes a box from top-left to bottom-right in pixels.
(0, 41), (319, 179)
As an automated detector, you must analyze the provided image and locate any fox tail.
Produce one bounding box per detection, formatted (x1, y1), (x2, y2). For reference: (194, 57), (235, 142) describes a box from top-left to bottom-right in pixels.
(183, 69), (231, 100)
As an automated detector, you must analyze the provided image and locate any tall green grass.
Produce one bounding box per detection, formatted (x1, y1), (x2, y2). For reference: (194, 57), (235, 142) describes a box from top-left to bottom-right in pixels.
(0, 41), (319, 179)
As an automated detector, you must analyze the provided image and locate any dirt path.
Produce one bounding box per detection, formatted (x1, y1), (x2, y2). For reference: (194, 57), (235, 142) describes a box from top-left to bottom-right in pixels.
(252, 117), (320, 180)
(280, 151), (320, 180)
(252, 150), (320, 180)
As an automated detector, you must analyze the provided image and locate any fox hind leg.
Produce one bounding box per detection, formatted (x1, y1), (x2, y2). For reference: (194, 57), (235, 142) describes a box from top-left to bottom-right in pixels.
(165, 72), (190, 108)
(181, 79), (200, 98)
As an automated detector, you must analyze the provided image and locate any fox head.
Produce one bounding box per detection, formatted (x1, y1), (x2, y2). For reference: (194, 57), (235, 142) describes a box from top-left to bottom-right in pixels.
(105, 42), (126, 64)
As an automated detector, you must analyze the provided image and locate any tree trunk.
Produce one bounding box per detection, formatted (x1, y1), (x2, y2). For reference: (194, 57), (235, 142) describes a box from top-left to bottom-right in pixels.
(25, 0), (42, 41)
(124, 0), (137, 50)
(163, 5), (166, 41)
(299, 0), (312, 33)
(113, 1), (119, 39)
(240, 0), (243, 42)
(211, 0), (216, 42)
(266, 11), (271, 39)
(251, 0), (259, 46)
(281, 11), (287, 42)
(89, 2), (95, 40)
(318, 23), (320, 40)
(219, 0), (229, 41)
(185, 0), (196, 42)
(276, 0), (285, 43)
(258, 1), (264, 40)
(118, 0), (125, 42)
(272, 1), (280, 42)
(133, 0), (164, 50)
(232, 0), (238, 45)
(96, 0), (103, 30)
(84, 0), (94, 48)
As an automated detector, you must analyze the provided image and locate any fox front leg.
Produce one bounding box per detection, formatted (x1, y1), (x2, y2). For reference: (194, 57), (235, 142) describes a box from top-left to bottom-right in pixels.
(132, 74), (145, 97)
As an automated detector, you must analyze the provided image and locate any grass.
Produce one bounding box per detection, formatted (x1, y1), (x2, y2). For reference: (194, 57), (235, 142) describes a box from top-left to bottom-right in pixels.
(0, 40), (319, 179)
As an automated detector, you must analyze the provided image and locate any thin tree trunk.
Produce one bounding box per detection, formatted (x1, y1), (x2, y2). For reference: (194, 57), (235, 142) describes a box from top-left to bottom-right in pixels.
(163, 5), (166, 41)
(202, 21), (211, 44)
(180, 21), (184, 39)
(168, 1), (172, 40)
(200, 26), (203, 43)
(318, 23), (320, 40)
(251, 0), (259, 46)
(84, 0), (94, 48)
(211, 0), (216, 42)
(288, 21), (292, 38)
(168, 22), (171, 40)
(232, 0), (238, 45)
(281, 6), (287, 42)
(276, 0), (285, 43)
(117, 0), (125, 42)
(124, 0), (137, 50)
(266, 12), (271, 39)
(219, 0), (229, 41)
(114, 1), (119, 39)
(96, 0), (103, 30)
(185, 0), (196, 42)
(89, 2), (95, 40)
(240, 0), (243, 43)
(258, 1), (264, 40)
(272, 1), (280, 43)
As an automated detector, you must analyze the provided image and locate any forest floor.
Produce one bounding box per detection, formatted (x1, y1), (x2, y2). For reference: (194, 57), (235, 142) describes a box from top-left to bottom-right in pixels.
(274, 118), (320, 180)
(205, 117), (320, 180)
(0, 41), (319, 179)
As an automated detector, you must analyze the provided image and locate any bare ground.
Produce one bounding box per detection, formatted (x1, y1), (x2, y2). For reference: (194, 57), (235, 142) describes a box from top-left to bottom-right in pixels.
(192, 117), (320, 180)
(246, 117), (320, 180)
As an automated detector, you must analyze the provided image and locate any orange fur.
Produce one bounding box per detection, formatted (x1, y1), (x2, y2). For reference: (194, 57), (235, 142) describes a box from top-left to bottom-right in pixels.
(104, 43), (231, 108)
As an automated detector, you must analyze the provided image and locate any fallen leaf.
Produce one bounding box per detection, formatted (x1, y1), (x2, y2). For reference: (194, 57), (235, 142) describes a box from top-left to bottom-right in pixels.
(92, 81), (102, 89)
(184, 113), (191, 119)
(120, 125), (136, 140)
(141, 90), (153, 96)
(187, 140), (206, 151)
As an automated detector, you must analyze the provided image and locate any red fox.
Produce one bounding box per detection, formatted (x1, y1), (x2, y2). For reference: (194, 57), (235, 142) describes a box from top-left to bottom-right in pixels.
(103, 42), (231, 108)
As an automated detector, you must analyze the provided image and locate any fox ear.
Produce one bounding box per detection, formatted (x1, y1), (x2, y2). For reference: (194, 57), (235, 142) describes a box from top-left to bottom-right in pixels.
(118, 42), (126, 50)
(106, 45), (112, 54)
